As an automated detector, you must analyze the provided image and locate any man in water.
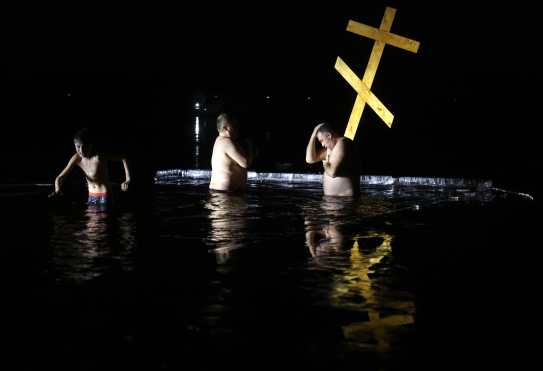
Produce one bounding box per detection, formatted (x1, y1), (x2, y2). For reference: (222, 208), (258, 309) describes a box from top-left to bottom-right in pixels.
(209, 112), (251, 192)
(49, 127), (131, 206)
(305, 122), (360, 197)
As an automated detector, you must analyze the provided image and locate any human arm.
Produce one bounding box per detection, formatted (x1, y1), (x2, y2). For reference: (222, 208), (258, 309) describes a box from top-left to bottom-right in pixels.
(244, 138), (255, 168)
(224, 138), (249, 168)
(105, 153), (131, 191)
(49, 153), (81, 197)
(305, 230), (317, 257)
(120, 158), (131, 191)
(305, 124), (326, 164)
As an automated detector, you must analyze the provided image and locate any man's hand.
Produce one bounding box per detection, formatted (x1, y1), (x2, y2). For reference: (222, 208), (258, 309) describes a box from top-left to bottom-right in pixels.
(312, 122), (325, 135)
(48, 190), (62, 198)
(322, 152), (331, 166)
(121, 180), (130, 192)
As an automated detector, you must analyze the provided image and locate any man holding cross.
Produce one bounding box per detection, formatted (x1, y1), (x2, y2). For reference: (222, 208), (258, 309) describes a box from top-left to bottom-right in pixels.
(305, 122), (360, 197)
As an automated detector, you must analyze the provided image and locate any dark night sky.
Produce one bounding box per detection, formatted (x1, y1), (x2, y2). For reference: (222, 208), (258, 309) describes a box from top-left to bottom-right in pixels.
(0, 1), (540, 193)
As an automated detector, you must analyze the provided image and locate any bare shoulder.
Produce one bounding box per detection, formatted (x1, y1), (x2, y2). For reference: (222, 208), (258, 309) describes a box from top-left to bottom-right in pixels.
(217, 136), (233, 144)
(215, 136), (234, 148)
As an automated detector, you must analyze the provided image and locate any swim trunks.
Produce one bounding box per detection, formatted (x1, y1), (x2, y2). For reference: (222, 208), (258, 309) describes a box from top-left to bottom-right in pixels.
(88, 192), (108, 205)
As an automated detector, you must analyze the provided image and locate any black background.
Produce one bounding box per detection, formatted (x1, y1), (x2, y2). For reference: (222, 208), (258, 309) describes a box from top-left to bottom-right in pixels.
(1, 1), (540, 195)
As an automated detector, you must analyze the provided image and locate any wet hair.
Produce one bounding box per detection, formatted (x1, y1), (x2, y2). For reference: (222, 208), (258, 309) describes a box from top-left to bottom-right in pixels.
(217, 112), (239, 132)
(73, 128), (98, 157)
(316, 122), (337, 136)
(73, 128), (96, 144)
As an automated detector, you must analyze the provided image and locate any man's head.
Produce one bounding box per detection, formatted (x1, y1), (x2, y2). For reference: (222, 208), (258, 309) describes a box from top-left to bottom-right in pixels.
(316, 122), (339, 150)
(217, 112), (239, 139)
(73, 128), (97, 158)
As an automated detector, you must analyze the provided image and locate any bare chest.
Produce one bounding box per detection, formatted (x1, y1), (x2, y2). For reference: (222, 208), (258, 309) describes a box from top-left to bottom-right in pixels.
(79, 156), (108, 180)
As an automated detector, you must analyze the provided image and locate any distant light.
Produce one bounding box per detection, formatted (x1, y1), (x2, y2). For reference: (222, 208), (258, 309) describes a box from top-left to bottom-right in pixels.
(194, 102), (200, 110)
(306, 96), (311, 101)
(195, 116), (200, 137)
(66, 92), (72, 97)
(266, 95), (270, 99)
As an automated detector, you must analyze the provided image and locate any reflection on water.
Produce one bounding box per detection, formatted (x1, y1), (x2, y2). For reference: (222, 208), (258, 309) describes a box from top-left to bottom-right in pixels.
(339, 234), (414, 353)
(204, 191), (249, 264)
(305, 197), (415, 354)
(16, 180), (513, 369)
(194, 115), (200, 168)
(49, 206), (135, 283)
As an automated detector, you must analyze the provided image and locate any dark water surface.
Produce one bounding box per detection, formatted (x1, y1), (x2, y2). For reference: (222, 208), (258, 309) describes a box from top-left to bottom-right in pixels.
(1, 180), (536, 370)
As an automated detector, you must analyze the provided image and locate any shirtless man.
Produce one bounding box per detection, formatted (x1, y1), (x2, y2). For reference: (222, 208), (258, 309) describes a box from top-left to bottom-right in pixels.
(209, 113), (250, 192)
(305, 122), (360, 197)
(49, 128), (131, 205)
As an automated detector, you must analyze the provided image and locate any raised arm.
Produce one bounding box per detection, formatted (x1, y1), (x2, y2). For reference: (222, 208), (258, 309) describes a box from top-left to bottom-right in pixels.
(305, 124), (326, 164)
(49, 153), (81, 197)
(224, 138), (249, 168)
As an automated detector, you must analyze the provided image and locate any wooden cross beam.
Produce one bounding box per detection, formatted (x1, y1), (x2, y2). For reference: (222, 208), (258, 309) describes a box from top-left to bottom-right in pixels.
(335, 7), (420, 140)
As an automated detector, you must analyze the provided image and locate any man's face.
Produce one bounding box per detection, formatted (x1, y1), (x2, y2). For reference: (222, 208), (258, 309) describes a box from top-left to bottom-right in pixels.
(223, 124), (238, 139)
(317, 131), (334, 149)
(74, 140), (84, 157)
(74, 140), (92, 158)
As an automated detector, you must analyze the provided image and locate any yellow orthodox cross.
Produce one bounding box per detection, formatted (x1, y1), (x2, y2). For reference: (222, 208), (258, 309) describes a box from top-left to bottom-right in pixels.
(335, 7), (420, 139)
